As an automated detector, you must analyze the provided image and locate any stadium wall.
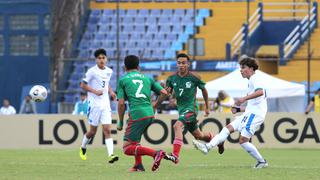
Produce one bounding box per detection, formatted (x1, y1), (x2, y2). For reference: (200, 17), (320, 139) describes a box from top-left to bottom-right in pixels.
(0, 113), (319, 149)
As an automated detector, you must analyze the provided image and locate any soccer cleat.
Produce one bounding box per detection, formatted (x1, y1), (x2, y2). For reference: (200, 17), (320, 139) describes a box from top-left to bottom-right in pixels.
(108, 154), (119, 164)
(192, 140), (209, 155)
(254, 159), (268, 169)
(164, 153), (179, 164)
(129, 164), (145, 172)
(151, 150), (165, 171)
(217, 142), (225, 154)
(79, 147), (87, 161)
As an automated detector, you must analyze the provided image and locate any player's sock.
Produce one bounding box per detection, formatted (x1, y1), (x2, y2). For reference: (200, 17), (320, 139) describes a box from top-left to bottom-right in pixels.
(135, 155), (142, 166)
(81, 134), (91, 149)
(124, 144), (156, 157)
(105, 138), (114, 156)
(173, 138), (183, 157)
(206, 127), (230, 149)
(240, 142), (265, 162)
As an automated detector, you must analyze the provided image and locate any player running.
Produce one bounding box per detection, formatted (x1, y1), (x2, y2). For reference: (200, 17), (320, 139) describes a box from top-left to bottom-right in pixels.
(155, 53), (224, 164)
(117, 55), (168, 172)
(79, 49), (119, 164)
(193, 56), (268, 169)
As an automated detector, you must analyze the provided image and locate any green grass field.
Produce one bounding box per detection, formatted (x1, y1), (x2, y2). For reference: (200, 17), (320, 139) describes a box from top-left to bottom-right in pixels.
(1, 148), (320, 180)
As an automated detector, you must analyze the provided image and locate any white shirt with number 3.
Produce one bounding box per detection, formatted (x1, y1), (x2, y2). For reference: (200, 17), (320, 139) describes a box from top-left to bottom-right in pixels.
(82, 65), (113, 110)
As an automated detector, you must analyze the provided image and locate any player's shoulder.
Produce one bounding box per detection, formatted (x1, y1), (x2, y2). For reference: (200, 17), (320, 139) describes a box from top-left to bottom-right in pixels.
(105, 66), (113, 73)
(167, 72), (178, 79)
(189, 71), (202, 80)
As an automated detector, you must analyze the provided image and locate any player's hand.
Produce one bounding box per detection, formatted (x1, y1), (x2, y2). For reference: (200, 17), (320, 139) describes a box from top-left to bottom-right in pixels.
(95, 90), (103, 96)
(110, 91), (117, 101)
(165, 87), (172, 96)
(231, 106), (239, 114)
(235, 97), (246, 106)
(204, 108), (210, 117)
(117, 120), (123, 131)
(305, 111), (309, 115)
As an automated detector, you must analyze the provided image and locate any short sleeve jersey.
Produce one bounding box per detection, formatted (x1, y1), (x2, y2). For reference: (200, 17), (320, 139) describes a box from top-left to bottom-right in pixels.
(245, 73), (268, 117)
(166, 72), (205, 115)
(117, 71), (163, 120)
(82, 65), (113, 110)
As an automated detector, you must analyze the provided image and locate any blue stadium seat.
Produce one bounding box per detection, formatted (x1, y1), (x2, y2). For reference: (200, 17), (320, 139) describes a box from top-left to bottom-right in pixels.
(134, 25), (146, 32)
(141, 49), (152, 59)
(164, 49), (176, 59)
(154, 33), (165, 40)
(172, 25), (184, 33)
(150, 9), (161, 17)
(101, 41), (114, 48)
(127, 49), (140, 56)
(135, 17), (145, 24)
(160, 40), (171, 48)
(185, 25), (195, 34)
(162, 9), (173, 16)
(198, 9), (210, 18)
(171, 41), (183, 51)
(137, 41), (147, 48)
(147, 25), (158, 33)
(130, 33), (142, 40)
(127, 9), (138, 17)
(126, 41), (136, 48)
(159, 25), (171, 33)
(152, 49), (164, 59)
(102, 9), (114, 17)
(174, 9), (185, 16)
(158, 17), (170, 25)
(122, 25), (134, 32)
(121, 17), (134, 24)
(143, 33), (154, 41)
(138, 9), (149, 17)
(166, 33), (177, 41)
(146, 17), (157, 24)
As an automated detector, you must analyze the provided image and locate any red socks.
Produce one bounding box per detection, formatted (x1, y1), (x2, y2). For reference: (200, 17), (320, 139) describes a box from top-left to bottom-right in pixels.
(173, 138), (183, 157)
(123, 143), (156, 157)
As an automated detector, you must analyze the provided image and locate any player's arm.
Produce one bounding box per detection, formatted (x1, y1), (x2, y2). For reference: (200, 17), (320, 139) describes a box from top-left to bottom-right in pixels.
(192, 72), (210, 117)
(153, 79), (171, 109)
(235, 89), (264, 106)
(231, 106), (246, 114)
(80, 81), (103, 96)
(108, 86), (116, 101)
(117, 98), (125, 131)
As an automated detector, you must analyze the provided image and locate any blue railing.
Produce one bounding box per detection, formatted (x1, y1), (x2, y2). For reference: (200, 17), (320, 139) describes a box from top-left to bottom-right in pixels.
(280, 2), (318, 65)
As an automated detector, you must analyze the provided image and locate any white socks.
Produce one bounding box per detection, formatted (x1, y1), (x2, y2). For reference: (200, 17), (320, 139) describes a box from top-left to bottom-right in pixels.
(206, 127), (230, 149)
(81, 134), (91, 149)
(105, 138), (114, 156)
(241, 142), (264, 162)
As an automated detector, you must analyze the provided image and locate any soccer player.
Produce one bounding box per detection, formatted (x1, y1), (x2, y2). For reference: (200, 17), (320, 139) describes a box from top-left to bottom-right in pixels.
(155, 53), (224, 164)
(79, 48), (119, 163)
(117, 55), (168, 172)
(193, 56), (268, 169)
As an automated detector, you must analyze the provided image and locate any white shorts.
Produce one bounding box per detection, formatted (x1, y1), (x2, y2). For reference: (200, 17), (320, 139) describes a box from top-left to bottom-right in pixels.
(87, 107), (112, 126)
(230, 112), (265, 138)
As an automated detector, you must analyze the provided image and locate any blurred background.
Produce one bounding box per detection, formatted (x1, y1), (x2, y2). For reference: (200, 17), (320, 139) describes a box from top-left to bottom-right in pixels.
(0, 0), (319, 114)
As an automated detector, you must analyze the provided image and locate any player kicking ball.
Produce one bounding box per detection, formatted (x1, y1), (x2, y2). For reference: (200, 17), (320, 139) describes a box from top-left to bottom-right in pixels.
(117, 55), (168, 172)
(193, 56), (268, 169)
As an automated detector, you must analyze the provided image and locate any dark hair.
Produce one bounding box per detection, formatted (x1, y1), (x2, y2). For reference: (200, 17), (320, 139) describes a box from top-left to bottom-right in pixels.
(239, 55), (259, 71)
(94, 49), (107, 58)
(80, 91), (87, 96)
(176, 53), (190, 61)
(124, 55), (139, 70)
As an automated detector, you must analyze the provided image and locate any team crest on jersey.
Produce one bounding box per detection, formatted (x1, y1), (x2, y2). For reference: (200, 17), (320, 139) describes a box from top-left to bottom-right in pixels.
(186, 81), (192, 88)
(173, 83), (177, 86)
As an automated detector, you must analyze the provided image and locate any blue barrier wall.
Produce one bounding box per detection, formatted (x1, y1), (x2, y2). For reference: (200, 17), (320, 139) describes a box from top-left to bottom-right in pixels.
(248, 21), (299, 54)
(0, 0), (50, 111)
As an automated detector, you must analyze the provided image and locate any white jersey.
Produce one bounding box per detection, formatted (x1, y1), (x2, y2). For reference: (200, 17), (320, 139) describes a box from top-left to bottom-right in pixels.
(82, 65), (113, 110)
(245, 73), (268, 117)
(0, 105), (16, 115)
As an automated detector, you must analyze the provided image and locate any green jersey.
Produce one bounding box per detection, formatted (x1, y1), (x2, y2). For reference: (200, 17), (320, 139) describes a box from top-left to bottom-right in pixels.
(117, 71), (163, 120)
(166, 72), (206, 115)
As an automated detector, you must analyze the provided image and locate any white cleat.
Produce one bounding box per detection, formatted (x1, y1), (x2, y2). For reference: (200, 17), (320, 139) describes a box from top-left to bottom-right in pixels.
(254, 160), (268, 169)
(192, 140), (209, 155)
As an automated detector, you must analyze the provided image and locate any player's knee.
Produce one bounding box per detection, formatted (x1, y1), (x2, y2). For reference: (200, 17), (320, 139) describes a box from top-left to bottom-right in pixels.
(103, 128), (111, 136)
(239, 136), (249, 144)
(173, 122), (183, 131)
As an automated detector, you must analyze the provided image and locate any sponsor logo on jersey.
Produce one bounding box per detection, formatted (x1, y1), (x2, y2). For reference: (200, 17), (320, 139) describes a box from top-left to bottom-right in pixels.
(186, 81), (191, 88)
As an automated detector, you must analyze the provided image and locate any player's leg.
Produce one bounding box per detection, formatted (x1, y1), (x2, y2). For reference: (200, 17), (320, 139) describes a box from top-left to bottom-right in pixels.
(192, 114), (245, 154)
(191, 128), (224, 154)
(80, 125), (97, 160)
(239, 114), (267, 168)
(101, 110), (118, 163)
(123, 118), (166, 171)
(170, 120), (184, 164)
(79, 107), (99, 160)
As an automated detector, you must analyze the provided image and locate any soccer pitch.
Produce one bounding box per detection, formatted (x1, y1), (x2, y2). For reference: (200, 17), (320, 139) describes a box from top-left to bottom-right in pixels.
(1, 148), (319, 180)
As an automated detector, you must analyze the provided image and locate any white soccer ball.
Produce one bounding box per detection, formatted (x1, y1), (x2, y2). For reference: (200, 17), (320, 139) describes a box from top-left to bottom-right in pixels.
(29, 85), (48, 102)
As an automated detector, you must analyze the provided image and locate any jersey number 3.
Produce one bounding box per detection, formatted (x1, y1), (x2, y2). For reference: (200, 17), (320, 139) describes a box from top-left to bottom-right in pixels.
(132, 80), (146, 98)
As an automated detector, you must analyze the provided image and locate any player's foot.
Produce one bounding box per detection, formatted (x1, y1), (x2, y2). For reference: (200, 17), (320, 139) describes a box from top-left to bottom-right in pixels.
(164, 153), (179, 164)
(129, 164), (145, 172)
(108, 154), (119, 164)
(79, 147), (87, 160)
(192, 140), (209, 155)
(254, 159), (268, 169)
(151, 150), (165, 171)
(217, 142), (225, 154)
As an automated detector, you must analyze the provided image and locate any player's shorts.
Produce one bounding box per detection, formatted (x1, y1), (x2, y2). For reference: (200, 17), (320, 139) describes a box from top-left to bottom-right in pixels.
(230, 112), (265, 138)
(123, 117), (153, 143)
(87, 106), (112, 126)
(178, 111), (199, 133)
